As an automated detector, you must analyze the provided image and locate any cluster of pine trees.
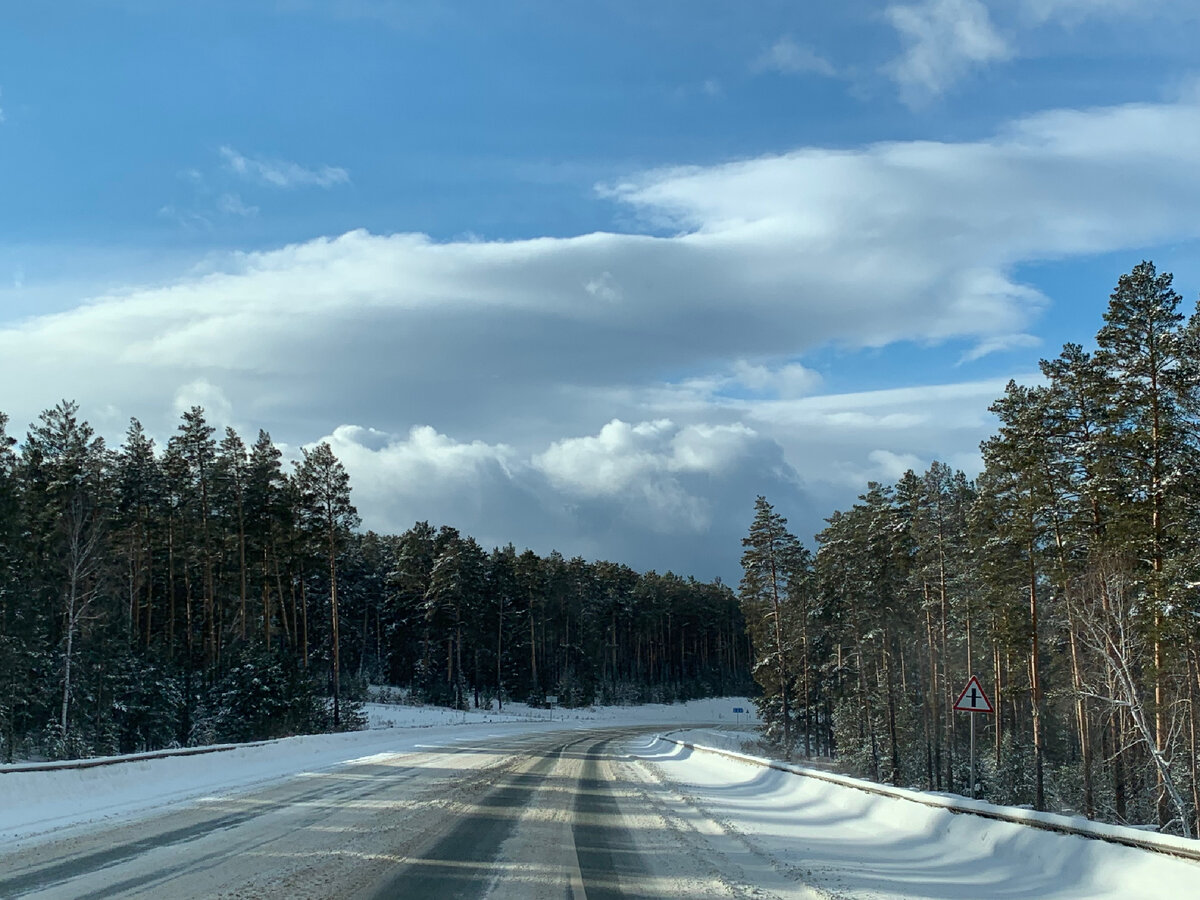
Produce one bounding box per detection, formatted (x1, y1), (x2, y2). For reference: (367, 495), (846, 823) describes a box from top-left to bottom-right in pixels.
(741, 262), (1200, 837)
(0, 402), (750, 763)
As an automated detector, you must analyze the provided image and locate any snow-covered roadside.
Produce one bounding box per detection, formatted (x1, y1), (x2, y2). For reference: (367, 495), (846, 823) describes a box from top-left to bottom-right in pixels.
(663, 726), (764, 756)
(665, 729), (1200, 860)
(625, 735), (1200, 899)
(0, 697), (755, 848)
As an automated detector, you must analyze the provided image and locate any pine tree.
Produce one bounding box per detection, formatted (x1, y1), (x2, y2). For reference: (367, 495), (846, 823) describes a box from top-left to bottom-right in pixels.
(1095, 261), (1200, 827)
(981, 382), (1054, 810)
(115, 419), (163, 648)
(0, 412), (29, 761)
(383, 521), (437, 689)
(216, 428), (250, 642)
(246, 430), (289, 649)
(740, 496), (804, 754)
(294, 442), (359, 728)
(1038, 343), (1113, 820)
(167, 408), (219, 667)
(423, 527), (486, 709)
(21, 401), (111, 751)
(486, 544), (521, 709)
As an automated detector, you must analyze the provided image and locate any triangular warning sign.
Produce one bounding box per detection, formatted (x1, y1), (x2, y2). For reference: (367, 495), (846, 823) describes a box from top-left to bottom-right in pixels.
(954, 676), (994, 713)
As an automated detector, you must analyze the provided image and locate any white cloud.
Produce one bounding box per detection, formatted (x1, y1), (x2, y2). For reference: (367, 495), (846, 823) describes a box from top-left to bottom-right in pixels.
(216, 193), (259, 217)
(327, 423), (515, 486)
(537, 419), (673, 497)
(885, 0), (1011, 105)
(7, 94), (1200, 571)
(310, 424), (527, 546)
(219, 146), (350, 189)
(738, 378), (1021, 429)
(314, 418), (796, 563)
(868, 449), (927, 482)
(173, 379), (235, 432)
(12, 98), (1200, 438)
(730, 361), (823, 398)
(533, 418), (784, 537)
(534, 420), (712, 532)
(157, 204), (212, 231)
(534, 419), (757, 498)
(669, 423), (760, 475)
(716, 378), (1023, 499)
(584, 271), (621, 302)
(958, 332), (1041, 363)
(754, 37), (836, 77)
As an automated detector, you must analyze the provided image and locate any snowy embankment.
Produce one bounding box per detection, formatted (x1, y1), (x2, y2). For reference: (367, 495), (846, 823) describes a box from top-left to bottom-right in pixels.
(0, 697), (754, 847)
(631, 734), (1200, 900)
(665, 729), (1200, 861)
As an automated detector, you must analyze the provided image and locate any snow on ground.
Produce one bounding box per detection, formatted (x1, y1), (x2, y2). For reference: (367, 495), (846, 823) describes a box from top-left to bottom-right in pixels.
(363, 695), (761, 730)
(626, 735), (1200, 899)
(665, 725), (766, 755)
(5, 697), (1200, 898)
(0, 696), (755, 848)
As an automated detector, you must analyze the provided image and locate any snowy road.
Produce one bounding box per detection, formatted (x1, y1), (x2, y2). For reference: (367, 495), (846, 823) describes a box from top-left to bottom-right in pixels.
(0, 726), (820, 899)
(3, 710), (1200, 898)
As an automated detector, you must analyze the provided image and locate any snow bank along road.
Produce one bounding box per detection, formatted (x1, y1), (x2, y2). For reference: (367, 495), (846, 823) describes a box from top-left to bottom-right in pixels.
(3, 719), (1200, 898)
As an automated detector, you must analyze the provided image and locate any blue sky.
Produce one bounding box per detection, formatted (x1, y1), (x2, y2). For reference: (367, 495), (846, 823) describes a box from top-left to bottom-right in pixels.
(4, 1), (1200, 581)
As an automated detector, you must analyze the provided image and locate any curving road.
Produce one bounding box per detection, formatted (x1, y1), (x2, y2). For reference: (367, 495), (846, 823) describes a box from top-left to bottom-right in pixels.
(0, 727), (819, 900)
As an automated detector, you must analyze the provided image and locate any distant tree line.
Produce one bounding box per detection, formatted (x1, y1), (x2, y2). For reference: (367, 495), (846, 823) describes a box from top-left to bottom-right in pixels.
(741, 262), (1200, 837)
(0, 403), (751, 762)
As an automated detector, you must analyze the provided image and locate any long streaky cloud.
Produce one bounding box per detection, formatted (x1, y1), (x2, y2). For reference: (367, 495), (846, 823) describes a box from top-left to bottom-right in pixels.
(5, 94), (1200, 573)
(219, 145), (350, 189)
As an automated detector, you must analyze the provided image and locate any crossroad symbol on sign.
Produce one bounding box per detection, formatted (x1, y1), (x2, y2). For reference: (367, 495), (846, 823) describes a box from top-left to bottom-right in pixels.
(953, 676), (994, 713)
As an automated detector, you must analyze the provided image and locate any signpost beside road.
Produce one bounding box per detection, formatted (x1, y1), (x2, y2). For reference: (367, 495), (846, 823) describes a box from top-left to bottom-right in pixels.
(733, 706), (745, 725)
(953, 676), (993, 799)
(954, 676), (993, 714)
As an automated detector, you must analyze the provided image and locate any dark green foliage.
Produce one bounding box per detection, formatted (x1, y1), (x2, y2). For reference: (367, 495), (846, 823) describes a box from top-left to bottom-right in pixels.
(739, 496), (810, 755)
(0, 404), (749, 762)
(107, 653), (184, 753)
(194, 644), (332, 743)
(755, 262), (1200, 836)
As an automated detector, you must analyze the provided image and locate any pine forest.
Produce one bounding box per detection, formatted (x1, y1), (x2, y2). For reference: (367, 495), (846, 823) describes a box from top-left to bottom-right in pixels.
(739, 262), (1200, 837)
(6, 260), (1200, 839)
(0, 403), (751, 764)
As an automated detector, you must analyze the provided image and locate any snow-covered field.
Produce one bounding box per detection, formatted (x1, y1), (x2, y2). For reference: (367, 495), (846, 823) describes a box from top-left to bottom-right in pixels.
(4, 697), (1200, 898)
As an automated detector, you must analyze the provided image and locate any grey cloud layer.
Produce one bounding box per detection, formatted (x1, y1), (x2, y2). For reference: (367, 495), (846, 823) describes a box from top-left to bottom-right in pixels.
(3, 96), (1199, 575)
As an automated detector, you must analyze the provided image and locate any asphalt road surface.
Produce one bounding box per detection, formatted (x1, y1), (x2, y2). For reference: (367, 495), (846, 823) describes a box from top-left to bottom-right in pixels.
(0, 726), (819, 899)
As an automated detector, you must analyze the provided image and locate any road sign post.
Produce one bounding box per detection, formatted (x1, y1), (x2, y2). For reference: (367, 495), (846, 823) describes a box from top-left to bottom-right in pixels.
(970, 714), (976, 800)
(953, 676), (994, 800)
